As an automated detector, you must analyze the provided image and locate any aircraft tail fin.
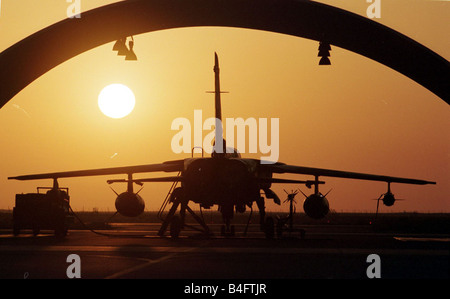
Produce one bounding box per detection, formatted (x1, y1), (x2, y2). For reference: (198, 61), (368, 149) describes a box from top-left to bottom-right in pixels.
(214, 52), (222, 122)
(211, 52), (228, 154)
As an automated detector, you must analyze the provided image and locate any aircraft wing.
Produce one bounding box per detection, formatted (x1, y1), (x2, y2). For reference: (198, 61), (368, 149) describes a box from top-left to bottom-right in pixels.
(262, 163), (436, 185)
(8, 160), (184, 181)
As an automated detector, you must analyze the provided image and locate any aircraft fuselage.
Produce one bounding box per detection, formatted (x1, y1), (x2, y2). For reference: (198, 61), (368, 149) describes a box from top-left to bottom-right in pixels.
(182, 157), (263, 217)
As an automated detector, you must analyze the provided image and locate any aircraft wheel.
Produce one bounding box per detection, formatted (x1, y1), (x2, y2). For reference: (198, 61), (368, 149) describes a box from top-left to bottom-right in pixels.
(170, 216), (182, 238)
(264, 217), (275, 239)
(12, 209), (20, 236)
(276, 220), (283, 239)
(33, 227), (40, 237)
(300, 228), (306, 239)
(55, 228), (67, 238)
(230, 225), (235, 236)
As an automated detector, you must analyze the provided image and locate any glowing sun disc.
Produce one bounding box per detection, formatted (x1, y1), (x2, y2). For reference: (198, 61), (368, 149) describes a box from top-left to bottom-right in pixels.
(98, 84), (135, 118)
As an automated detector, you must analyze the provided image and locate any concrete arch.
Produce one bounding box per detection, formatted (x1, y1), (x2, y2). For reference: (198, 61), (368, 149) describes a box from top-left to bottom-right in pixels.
(0, 0), (449, 108)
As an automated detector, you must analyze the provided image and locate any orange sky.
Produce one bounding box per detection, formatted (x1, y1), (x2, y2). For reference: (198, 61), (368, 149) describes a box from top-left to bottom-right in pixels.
(0, 0), (448, 213)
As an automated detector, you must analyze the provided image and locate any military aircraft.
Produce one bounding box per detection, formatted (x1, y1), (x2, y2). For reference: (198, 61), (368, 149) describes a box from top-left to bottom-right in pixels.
(8, 53), (436, 238)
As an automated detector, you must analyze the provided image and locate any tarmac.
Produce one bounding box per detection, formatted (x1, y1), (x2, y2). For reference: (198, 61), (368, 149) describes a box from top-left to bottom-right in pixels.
(0, 222), (448, 283)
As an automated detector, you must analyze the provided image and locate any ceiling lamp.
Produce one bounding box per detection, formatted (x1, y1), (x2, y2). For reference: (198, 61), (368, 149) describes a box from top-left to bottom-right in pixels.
(125, 37), (137, 61)
(318, 42), (331, 65)
(112, 36), (137, 61)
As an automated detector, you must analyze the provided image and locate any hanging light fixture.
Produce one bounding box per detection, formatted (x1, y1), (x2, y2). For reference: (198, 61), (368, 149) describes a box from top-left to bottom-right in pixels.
(319, 56), (331, 65)
(318, 42), (331, 65)
(113, 37), (128, 56)
(112, 36), (137, 60)
(125, 36), (137, 61)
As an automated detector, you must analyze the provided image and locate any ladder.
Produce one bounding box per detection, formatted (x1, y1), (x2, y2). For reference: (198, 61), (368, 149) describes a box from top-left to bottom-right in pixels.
(157, 171), (181, 221)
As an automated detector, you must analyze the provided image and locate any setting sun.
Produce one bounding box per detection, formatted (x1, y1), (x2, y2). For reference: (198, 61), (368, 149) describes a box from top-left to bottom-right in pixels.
(98, 83), (135, 119)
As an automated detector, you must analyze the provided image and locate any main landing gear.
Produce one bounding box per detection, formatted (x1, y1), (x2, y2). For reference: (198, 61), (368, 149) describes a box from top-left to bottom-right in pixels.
(158, 187), (212, 238)
(219, 204), (236, 237)
(158, 187), (302, 239)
